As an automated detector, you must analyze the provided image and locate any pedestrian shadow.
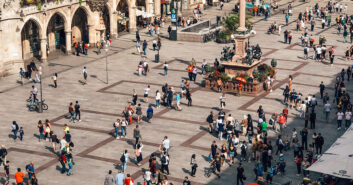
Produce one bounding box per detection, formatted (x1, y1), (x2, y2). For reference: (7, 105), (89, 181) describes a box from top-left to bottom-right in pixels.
(90, 74), (105, 84)
(48, 84), (56, 88)
(44, 146), (56, 154)
(182, 168), (191, 175)
(201, 154), (210, 162)
(78, 80), (86, 85)
(158, 73), (165, 76)
(33, 133), (40, 139)
(16, 80), (24, 85)
(199, 126), (208, 132)
(55, 165), (65, 173)
(133, 72), (140, 76)
(8, 134), (14, 139)
(126, 139), (135, 147)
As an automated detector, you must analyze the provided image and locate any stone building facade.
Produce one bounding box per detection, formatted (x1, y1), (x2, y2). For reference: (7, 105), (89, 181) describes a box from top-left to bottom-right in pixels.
(0, 0), (202, 76)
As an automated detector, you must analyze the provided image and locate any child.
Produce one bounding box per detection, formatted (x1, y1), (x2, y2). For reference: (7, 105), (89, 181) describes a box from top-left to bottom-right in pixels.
(19, 127), (24, 141)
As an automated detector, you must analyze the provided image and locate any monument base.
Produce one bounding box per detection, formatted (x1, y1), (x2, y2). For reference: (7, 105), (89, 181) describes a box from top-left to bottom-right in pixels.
(222, 59), (261, 78)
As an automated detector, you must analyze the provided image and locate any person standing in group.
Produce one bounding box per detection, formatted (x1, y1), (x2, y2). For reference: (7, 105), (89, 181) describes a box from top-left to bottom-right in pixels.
(82, 66), (87, 85)
(337, 109), (344, 130)
(68, 103), (75, 122)
(345, 109), (352, 129)
(115, 170), (125, 185)
(135, 141), (143, 166)
(300, 127), (308, 150)
(14, 168), (25, 185)
(124, 174), (134, 185)
(187, 63), (193, 81)
(114, 119), (120, 139)
(176, 92), (182, 110)
(144, 85), (150, 103)
(26, 162), (35, 185)
(4, 161), (10, 185)
(192, 66), (198, 82)
(121, 118), (127, 138)
(316, 133), (324, 155)
(186, 89), (192, 106)
(74, 101), (81, 122)
(104, 170), (115, 185)
(163, 62), (168, 76)
(133, 125), (141, 147)
(144, 169), (152, 185)
(155, 90), (161, 108)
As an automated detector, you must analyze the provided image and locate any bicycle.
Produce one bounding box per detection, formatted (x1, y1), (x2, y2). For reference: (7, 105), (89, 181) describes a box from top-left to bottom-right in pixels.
(28, 99), (48, 112)
(204, 162), (217, 177)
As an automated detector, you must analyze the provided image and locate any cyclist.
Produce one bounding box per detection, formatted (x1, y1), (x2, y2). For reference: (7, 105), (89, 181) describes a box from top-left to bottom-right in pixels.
(210, 153), (221, 178)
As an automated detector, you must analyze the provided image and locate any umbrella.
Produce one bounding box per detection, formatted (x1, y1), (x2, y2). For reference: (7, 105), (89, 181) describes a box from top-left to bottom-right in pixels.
(236, 76), (247, 83)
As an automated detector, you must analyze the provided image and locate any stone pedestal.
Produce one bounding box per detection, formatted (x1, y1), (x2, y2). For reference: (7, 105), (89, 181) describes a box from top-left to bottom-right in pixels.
(222, 59), (261, 77)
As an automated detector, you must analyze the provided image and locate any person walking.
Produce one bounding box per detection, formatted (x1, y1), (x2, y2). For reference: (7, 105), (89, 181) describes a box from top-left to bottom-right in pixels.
(133, 125), (141, 147)
(26, 162), (35, 185)
(11, 121), (19, 141)
(120, 150), (129, 173)
(14, 168), (25, 185)
(115, 170), (125, 185)
(121, 118), (127, 137)
(337, 109), (344, 130)
(163, 62), (168, 76)
(324, 102), (331, 122)
(160, 151), (170, 175)
(319, 81), (325, 99)
(136, 41), (141, 54)
(300, 127), (308, 150)
(104, 170), (115, 185)
(144, 85), (150, 103)
(345, 109), (352, 129)
(219, 93), (226, 109)
(82, 66), (87, 84)
(142, 40), (148, 55)
(4, 161), (9, 185)
(310, 110), (316, 129)
(135, 141), (143, 166)
(316, 133), (324, 155)
(190, 154), (197, 177)
(237, 163), (245, 185)
(52, 73), (58, 88)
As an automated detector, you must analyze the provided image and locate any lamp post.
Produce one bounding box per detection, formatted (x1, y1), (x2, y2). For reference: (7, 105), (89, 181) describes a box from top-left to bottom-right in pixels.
(105, 43), (109, 84)
(38, 66), (43, 113)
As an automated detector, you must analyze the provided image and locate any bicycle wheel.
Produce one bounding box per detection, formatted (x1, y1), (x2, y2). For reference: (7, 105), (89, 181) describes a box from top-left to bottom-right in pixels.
(42, 103), (48, 110)
(28, 105), (36, 111)
(205, 168), (211, 177)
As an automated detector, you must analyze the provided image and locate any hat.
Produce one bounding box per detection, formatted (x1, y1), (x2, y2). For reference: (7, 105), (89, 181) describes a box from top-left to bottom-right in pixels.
(280, 153), (284, 157)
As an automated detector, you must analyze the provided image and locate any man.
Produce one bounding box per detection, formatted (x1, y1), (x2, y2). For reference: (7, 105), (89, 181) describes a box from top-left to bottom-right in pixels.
(324, 102), (331, 122)
(345, 109), (352, 129)
(120, 150), (129, 172)
(11, 121), (19, 141)
(210, 140), (218, 159)
(207, 111), (214, 133)
(316, 133), (324, 155)
(211, 153), (221, 178)
(167, 25), (172, 39)
(115, 170), (125, 185)
(323, 92), (330, 104)
(187, 64), (193, 81)
(160, 152), (170, 175)
(142, 40), (148, 55)
(133, 125), (141, 147)
(183, 176), (191, 185)
(136, 30), (140, 42)
(162, 136), (170, 155)
(337, 109), (344, 130)
(300, 127), (308, 150)
(4, 161), (9, 185)
(275, 135), (284, 155)
(0, 145), (7, 165)
(104, 170), (115, 185)
(14, 168), (24, 185)
(31, 85), (38, 104)
(319, 81), (325, 99)
(237, 163), (245, 185)
(74, 101), (81, 122)
(26, 162), (35, 185)
(310, 110), (316, 129)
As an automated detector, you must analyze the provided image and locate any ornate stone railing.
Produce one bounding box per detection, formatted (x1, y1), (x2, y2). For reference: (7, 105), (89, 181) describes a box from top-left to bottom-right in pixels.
(205, 78), (265, 95)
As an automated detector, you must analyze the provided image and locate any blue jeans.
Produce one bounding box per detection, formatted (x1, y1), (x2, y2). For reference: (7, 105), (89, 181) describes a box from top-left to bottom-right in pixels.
(325, 112), (330, 121)
(338, 120), (342, 128)
(13, 130), (17, 140)
(115, 127), (120, 138)
(346, 120), (351, 128)
(75, 112), (81, 120)
(122, 162), (127, 172)
(156, 100), (160, 107)
(67, 163), (73, 175)
(164, 69), (168, 76)
(70, 112), (74, 120)
(121, 126), (127, 136)
(248, 135), (252, 143)
(143, 48), (147, 55)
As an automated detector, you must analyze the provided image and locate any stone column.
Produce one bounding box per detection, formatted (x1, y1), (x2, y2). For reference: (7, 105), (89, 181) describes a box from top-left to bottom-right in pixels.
(237, 0), (247, 32)
(88, 25), (96, 45)
(154, 0), (161, 16)
(65, 31), (72, 55)
(129, 2), (137, 33)
(146, 0), (151, 13)
(40, 38), (47, 62)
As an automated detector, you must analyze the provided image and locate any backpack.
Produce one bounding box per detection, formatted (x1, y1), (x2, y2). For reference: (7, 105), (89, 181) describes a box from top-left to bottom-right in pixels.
(276, 139), (279, 145)
(120, 154), (126, 163)
(26, 164), (30, 171)
(161, 155), (167, 164)
(241, 144), (246, 151)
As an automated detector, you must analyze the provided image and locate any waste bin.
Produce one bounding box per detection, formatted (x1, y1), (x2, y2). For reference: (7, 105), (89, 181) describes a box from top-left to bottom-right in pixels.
(155, 54), (160, 63)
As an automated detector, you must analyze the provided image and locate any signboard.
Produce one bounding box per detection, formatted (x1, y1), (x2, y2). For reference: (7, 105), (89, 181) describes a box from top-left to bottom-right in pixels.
(171, 8), (176, 22)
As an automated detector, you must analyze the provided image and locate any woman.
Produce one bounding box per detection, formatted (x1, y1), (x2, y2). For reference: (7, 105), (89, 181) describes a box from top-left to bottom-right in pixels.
(51, 131), (58, 153)
(186, 89), (192, 106)
(44, 122), (51, 141)
(136, 104), (142, 124)
(283, 85), (290, 104)
(190, 154), (197, 177)
(121, 118), (127, 137)
(155, 90), (161, 108)
(163, 62), (168, 76)
(68, 102), (75, 122)
(132, 89), (138, 105)
(241, 115), (248, 136)
(345, 47), (350, 61)
(37, 120), (44, 142)
(146, 105), (154, 123)
(228, 144), (236, 166)
(219, 93), (226, 109)
(288, 75), (293, 90)
(52, 73), (58, 88)
(220, 144), (227, 167)
(218, 120), (224, 140)
(136, 141), (143, 166)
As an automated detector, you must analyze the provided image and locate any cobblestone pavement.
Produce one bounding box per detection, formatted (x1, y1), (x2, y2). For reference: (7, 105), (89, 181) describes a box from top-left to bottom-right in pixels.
(1, 0), (353, 184)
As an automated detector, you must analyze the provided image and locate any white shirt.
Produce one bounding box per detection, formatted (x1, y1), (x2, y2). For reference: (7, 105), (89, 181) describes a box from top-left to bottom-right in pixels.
(144, 88), (150, 95)
(324, 103), (331, 112)
(156, 92), (161, 100)
(163, 139), (170, 149)
(60, 139), (67, 150)
(337, 112), (344, 120)
(114, 121), (120, 127)
(145, 171), (152, 181)
(292, 131), (298, 138)
(220, 95), (226, 102)
(316, 47), (322, 54)
(345, 112), (352, 120)
(32, 87), (38, 95)
(300, 103), (306, 111)
(121, 120), (127, 127)
(83, 68), (87, 74)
